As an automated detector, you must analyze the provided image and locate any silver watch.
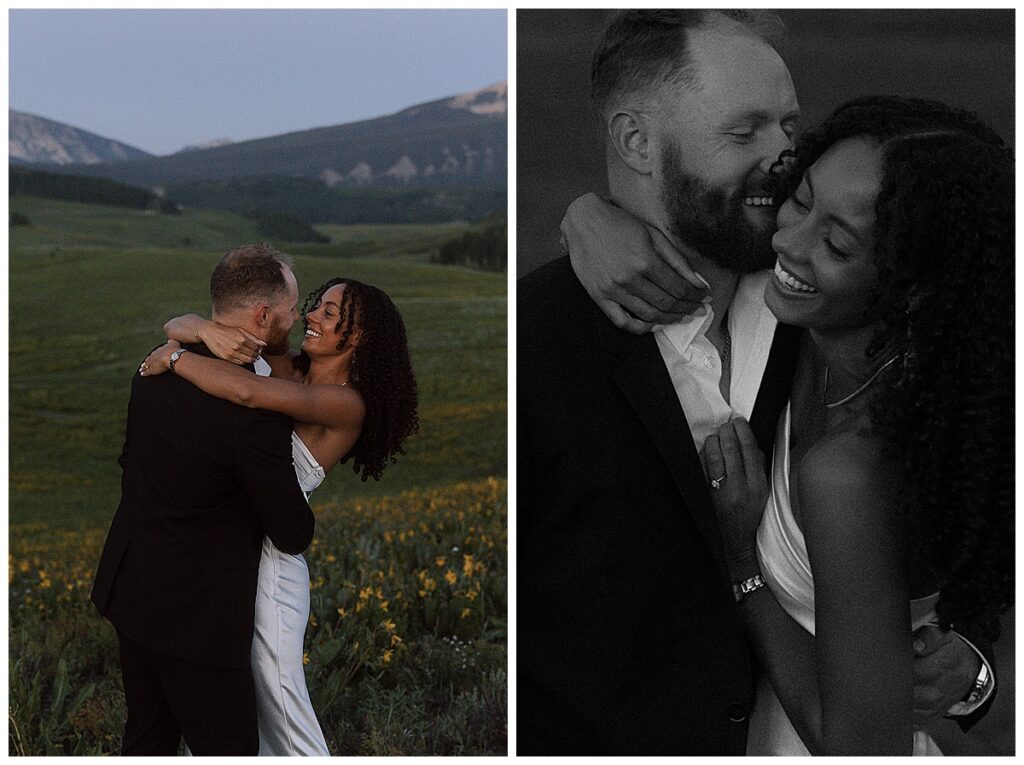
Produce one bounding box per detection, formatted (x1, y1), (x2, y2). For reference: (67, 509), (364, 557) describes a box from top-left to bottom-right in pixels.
(732, 573), (767, 602)
(169, 348), (189, 373)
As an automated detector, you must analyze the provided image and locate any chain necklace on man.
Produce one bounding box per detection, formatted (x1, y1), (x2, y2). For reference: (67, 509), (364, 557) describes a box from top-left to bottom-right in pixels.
(721, 320), (732, 369)
(717, 312), (732, 405)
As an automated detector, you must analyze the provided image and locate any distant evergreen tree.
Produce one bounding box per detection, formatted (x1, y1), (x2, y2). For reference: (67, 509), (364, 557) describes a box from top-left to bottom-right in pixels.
(9, 166), (180, 214)
(167, 176), (504, 225)
(10, 211), (31, 226)
(433, 213), (506, 272)
(247, 210), (330, 243)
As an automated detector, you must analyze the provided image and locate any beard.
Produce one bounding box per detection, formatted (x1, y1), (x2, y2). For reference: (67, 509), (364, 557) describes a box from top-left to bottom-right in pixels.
(264, 314), (293, 355)
(660, 141), (776, 273)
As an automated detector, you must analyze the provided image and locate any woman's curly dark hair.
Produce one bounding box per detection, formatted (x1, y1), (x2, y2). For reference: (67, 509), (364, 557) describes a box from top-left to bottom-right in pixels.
(779, 96), (1013, 640)
(293, 278), (419, 481)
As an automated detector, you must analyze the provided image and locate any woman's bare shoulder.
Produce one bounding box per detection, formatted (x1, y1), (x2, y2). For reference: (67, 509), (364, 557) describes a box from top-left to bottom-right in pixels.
(797, 429), (896, 523)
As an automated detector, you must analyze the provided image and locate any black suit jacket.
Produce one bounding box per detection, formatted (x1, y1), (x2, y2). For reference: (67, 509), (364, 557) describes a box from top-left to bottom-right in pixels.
(518, 257), (799, 755)
(92, 346), (315, 668)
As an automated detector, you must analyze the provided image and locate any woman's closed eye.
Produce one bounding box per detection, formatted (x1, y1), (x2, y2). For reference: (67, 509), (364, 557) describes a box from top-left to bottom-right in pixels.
(788, 193), (809, 211)
(728, 131), (755, 143)
(824, 238), (853, 260)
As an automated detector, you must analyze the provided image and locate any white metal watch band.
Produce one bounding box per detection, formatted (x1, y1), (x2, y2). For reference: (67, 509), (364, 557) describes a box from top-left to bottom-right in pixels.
(732, 573), (766, 602)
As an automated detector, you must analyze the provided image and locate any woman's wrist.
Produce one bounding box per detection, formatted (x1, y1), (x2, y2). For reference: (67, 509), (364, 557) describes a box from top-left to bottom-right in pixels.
(726, 548), (760, 583)
(193, 318), (212, 345)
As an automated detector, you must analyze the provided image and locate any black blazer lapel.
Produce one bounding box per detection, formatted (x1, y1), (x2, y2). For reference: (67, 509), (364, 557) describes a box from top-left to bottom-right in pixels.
(749, 322), (802, 461)
(609, 334), (730, 577)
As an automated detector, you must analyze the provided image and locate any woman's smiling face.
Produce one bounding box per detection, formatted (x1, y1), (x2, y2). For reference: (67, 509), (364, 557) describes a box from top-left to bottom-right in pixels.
(301, 283), (352, 354)
(765, 137), (884, 332)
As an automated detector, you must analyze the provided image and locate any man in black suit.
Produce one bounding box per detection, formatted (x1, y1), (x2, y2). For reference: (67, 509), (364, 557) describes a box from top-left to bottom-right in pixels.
(518, 10), (990, 755)
(92, 244), (313, 755)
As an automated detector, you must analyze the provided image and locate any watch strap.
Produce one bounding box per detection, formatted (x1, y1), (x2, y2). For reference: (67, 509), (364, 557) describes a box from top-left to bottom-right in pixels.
(733, 572), (766, 602)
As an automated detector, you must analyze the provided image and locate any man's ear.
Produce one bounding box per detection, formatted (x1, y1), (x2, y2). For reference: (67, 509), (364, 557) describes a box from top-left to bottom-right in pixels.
(608, 110), (653, 175)
(256, 304), (271, 327)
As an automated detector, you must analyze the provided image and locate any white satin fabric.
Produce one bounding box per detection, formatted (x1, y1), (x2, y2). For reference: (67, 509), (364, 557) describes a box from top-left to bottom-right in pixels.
(251, 432), (329, 755)
(749, 403), (942, 756)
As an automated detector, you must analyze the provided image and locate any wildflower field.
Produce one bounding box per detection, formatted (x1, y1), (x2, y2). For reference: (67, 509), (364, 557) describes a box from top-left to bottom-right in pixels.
(9, 200), (507, 755)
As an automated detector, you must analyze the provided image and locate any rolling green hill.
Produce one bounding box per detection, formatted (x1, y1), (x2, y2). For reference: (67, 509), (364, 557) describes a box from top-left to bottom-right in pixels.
(9, 198), (506, 530)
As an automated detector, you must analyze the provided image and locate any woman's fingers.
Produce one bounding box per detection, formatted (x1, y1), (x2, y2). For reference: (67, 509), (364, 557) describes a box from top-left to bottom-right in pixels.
(717, 421), (744, 481)
(732, 418), (765, 477)
(702, 432), (725, 484)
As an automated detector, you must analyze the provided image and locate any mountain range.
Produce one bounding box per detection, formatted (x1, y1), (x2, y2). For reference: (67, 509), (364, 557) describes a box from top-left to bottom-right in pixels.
(10, 110), (153, 166)
(10, 82), (507, 190)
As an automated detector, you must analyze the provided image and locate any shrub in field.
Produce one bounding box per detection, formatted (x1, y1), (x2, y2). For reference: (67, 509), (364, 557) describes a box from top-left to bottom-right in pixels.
(9, 478), (507, 755)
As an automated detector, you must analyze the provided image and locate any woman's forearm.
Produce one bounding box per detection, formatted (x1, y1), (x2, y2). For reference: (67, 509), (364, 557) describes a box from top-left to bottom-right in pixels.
(164, 314), (207, 344)
(735, 572), (913, 755)
(736, 582), (827, 753)
(171, 350), (258, 407)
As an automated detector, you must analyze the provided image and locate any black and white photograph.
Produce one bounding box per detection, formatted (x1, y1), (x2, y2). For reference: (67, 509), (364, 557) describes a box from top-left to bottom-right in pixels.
(517, 8), (1013, 756)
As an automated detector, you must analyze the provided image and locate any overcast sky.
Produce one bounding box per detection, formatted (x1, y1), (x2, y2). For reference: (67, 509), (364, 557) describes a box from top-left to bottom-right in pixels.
(10, 9), (508, 156)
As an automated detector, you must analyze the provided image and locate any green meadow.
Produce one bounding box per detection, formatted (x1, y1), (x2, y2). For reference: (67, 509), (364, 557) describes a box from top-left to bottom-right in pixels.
(9, 197), (507, 755)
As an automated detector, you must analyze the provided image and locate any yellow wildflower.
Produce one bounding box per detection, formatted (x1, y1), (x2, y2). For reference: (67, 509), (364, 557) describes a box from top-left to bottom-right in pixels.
(462, 554), (475, 578)
(444, 570), (457, 585)
(303, 652), (310, 665)
(381, 649), (393, 664)
(461, 608), (472, 619)
(435, 556), (446, 568)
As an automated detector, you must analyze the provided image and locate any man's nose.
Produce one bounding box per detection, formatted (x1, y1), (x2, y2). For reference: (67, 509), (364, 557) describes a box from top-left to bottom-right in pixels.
(758, 126), (794, 175)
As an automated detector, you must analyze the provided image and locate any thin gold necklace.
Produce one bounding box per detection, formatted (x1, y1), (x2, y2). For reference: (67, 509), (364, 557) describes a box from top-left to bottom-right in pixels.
(822, 354), (900, 409)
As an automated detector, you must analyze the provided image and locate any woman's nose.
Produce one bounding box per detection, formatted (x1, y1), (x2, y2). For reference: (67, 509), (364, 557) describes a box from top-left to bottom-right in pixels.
(771, 214), (805, 263)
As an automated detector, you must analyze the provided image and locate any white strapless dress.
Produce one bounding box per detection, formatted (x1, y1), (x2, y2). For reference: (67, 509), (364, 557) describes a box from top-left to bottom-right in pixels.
(251, 431), (330, 755)
(748, 403), (941, 756)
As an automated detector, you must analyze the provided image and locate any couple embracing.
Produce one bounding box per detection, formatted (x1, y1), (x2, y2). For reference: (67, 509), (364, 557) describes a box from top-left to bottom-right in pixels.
(519, 10), (1011, 755)
(92, 244), (419, 755)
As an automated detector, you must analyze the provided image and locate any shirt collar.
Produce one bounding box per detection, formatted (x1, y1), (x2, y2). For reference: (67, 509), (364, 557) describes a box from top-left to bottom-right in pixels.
(654, 270), (769, 356)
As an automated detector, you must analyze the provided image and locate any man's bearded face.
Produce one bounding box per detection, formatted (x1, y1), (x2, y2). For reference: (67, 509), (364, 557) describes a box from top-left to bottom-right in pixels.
(659, 138), (778, 274)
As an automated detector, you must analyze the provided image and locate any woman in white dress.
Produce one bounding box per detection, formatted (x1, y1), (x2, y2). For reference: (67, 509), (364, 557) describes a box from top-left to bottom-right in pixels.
(143, 277), (419, 754)
(702, 96), (1012, 754)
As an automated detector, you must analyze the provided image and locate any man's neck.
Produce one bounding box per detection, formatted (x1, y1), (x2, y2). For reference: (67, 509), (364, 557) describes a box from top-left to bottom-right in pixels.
(210, 311), (262, 343)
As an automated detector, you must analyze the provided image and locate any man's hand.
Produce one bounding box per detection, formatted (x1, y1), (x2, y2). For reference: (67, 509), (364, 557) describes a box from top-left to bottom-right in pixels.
(911, 625), (981, 727)
(562, 193), (708, 334)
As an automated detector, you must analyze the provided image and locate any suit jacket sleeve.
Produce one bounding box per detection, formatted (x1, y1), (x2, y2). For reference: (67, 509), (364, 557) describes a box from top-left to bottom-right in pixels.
(235, 409), (316, 555)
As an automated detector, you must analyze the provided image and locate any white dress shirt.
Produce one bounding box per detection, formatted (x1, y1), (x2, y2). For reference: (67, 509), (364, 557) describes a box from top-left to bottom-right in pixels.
(653, 269), (777, 452)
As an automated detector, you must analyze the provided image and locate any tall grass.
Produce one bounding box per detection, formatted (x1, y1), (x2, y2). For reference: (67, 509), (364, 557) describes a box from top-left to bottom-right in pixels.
(9, 199), (507, 754)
